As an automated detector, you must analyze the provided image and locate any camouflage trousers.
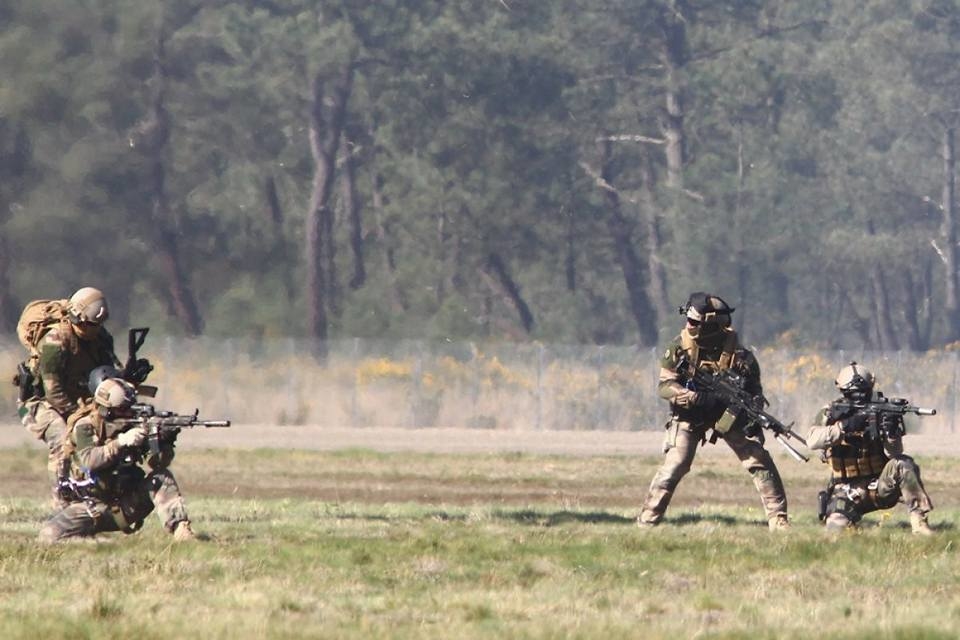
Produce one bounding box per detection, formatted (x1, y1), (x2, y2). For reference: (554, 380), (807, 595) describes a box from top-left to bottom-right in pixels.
(19, 399), (70, 509)
(822, 456), (933, 530)
(38, 467), (190, 543)
(638, 419), (788, 525)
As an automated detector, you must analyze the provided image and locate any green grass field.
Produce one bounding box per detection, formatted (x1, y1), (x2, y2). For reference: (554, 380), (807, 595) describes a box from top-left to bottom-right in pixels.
(1, 444), (959, 639)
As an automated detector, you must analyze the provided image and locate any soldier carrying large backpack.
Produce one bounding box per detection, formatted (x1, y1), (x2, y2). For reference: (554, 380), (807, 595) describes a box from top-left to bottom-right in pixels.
(14, 287), (124, 509)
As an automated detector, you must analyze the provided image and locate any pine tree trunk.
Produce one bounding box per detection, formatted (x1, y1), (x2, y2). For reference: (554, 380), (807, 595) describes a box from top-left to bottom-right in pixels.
(0, 236), (17, 329)
(306, 63), (354, 360)
(599, 139), (659, 346)
(485, 252), (534, 334)
(869, 269), (898, 350)
(368, 131), (407, 311)
(342, 132), (366, 290)
(658, 1), (687, 190)
(143, 25), (203, 335)
(639, 152), (671, 326)
(942, 127), (960, 343)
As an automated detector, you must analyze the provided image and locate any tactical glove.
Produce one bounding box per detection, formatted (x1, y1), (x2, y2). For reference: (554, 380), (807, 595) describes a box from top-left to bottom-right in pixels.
(840, 413), (867, 434)
(826, 404), (854, 425)
(673, 388), (697, 407)
(879, 412), (902, 437)
(691, 390), (714, 406)
(674, 388), (712, 408)
(125, 358), (154, 385)
(116, 425), (148, 448)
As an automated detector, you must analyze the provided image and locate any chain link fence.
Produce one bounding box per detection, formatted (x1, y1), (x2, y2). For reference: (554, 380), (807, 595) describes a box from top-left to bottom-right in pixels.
(1, 337), (955, 433)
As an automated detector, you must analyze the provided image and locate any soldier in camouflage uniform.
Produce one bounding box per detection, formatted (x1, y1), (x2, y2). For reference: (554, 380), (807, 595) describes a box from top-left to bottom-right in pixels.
(807, 362), (934, 535)
(20, 287), (122, 508)
(637, 292), (790, 530)
(39, 378), (196, 543)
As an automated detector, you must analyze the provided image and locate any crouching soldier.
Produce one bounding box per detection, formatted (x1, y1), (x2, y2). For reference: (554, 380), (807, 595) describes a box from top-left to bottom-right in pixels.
(807, 362), (935, 535)
(39, 378), (197, 543)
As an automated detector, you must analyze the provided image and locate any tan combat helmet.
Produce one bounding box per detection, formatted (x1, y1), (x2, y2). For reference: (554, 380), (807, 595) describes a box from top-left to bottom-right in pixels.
(68, 287), (109, 340)
(94, 378), (136, 409)
(835, 362), (874, 399)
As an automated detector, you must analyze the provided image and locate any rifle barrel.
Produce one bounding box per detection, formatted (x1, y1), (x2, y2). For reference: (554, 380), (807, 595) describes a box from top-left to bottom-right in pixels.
(775, 434), (810, 463)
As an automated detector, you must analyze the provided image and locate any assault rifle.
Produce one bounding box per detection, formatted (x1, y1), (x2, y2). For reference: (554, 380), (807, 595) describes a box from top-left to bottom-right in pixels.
(116, 402), (231, 455)
(677, 356), (809, 463)
(827, 396), (936, 441)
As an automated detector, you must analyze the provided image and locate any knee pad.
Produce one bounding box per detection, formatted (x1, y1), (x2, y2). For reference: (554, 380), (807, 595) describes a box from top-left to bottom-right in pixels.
(825, 494), (862, 527)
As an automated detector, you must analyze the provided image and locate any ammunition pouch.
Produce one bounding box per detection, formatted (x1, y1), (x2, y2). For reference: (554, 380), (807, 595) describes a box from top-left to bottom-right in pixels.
(12, 361), (39, 403)
(662, 418), (680, 453)
(107, 466), (154, 534)
(829, 450), (888, 480)
(714, 408), (738, 434)
(817, 489), (830, 522)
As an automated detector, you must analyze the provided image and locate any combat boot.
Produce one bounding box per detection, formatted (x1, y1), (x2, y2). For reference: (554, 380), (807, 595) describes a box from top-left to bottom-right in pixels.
(910, 511), (933, 536)
(768, 514), (790, 531)
(636, 510), (659, 528)
(172, 520), (197, 542)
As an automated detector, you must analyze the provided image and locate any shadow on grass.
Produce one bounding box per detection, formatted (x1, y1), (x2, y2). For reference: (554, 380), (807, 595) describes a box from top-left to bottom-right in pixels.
(668, 512), (758, 527)
(869, 519), (956, 533)
(494, 509), (634, 527)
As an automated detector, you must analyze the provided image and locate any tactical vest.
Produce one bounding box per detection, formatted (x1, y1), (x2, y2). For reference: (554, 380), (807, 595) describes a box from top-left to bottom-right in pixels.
(826, 400), (889, 480)
(673, 328), (743, 428)
(678, 327), (739, 372)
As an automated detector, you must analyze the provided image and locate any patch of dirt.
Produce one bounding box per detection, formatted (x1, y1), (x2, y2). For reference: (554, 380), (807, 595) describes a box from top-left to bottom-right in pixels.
(3, 422), (958, 457)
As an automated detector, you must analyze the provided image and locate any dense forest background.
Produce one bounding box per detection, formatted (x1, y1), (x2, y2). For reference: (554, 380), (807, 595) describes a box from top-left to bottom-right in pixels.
(1, 0), (959, 352)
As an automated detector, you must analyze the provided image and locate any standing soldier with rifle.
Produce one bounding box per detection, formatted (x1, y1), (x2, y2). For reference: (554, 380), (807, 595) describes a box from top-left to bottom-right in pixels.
(637, 292), (795, 531)
(39, 377), (228, 543)
(807, 362), (936, 535)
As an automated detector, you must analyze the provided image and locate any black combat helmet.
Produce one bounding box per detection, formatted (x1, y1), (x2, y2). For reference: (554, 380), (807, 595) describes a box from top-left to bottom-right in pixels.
(680, 292), (734, 338)
(88, 364), (122, 395)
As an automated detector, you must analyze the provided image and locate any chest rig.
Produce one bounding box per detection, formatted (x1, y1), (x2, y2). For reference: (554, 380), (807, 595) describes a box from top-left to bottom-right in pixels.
(826, 400), (889, 480)
(679, 327), (739, 373)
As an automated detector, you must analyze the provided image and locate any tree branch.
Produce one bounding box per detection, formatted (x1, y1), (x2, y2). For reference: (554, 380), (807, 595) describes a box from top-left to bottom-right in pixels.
(596, 134), (666, 145)
(578, 161), (639, 204)
(690, 20), (827, 64)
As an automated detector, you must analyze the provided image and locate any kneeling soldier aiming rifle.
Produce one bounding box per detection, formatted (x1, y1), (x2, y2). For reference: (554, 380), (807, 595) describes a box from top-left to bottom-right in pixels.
(39, 376), (229, 543)
(806, 362), (936, 535)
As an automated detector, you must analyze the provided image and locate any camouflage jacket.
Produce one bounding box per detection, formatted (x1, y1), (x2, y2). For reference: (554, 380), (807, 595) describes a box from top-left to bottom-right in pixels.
(37, 325), (120, 415)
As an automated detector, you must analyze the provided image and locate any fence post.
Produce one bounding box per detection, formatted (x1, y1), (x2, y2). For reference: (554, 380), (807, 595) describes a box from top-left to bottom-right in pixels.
(952, 352), (958, 434)
(411, 341), (423, 427)
(536, 343), (544, 431)
(350, 337), (359, 427)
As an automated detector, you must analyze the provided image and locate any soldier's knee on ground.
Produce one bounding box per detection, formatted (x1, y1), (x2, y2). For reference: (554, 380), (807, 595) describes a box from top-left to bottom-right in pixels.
(824, 512), (854, 532)
(172, 520), (197, 541)
(38, 523), (62, 544)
